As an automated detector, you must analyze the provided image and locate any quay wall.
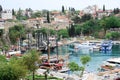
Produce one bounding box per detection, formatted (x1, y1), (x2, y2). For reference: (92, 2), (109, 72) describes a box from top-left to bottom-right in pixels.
(60, 38), (120, 45)
(112, 41), (120, 45)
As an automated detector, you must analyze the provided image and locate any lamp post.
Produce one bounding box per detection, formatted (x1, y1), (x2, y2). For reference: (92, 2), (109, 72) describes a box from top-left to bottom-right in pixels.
(17, 38), (20, 51)
(35, 33), (37, 49)
(28, 33), (30, 49)
(35, 18), (40, 50)
(40, 33), (42, 47)
(47, 33), (50, 61)
(55, 26), (59, 60)
(37, 33), (40, 50)
(44, 69), (49, 80)
(35, 32), (41, 50)
(56, 33), (58, 60)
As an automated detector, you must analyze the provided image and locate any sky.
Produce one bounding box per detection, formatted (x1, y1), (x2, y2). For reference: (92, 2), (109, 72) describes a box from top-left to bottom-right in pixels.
(0, 0), (120, 11)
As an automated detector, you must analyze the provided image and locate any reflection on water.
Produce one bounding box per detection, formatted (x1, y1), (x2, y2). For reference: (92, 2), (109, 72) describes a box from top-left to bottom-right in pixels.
(48, 44), (120, 72)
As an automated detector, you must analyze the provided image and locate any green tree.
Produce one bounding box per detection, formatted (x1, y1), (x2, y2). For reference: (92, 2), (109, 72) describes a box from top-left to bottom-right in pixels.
(36, 28), (47, 34)
(47, 11), (50, 23)
(69, 7), (76, 16)
(99, 17), (108, 36)
(62, 5), (65, 13)
(72, 16), (81, 24)
(34, 28), (55, 35)
(0, 5), (3, 18)
(75, 24), (82, 36)
(103, 5), (105, 11)
(105, 32), (112, 39)
(106, 16), (120, 28)
(16, 8), (22, 20)
(0, 29), (3, 37)
(31, 11), (41, 18)
(16, 8), (28, 20)
(113, 8), (120, 14)
(111, 32), (120, 40)
(0, 55), (7, 63)
(0, 56), (27, 80)
(82, 22), (92, 36)
(100, 16), (120, 36)
(67, 25), (71, 37)
(81, 14), (92, 22)
(3, 45), (9, 52)
(116, 8), (120, 14)
(58, 29), (69, 38)
(81, 20), (101, 36)
(9, 24), (26, 44)
(70, 24), (75, 37)
(49, 29), (56, 35)
(23, 49), (41, 80)
(12, 9), (15, 15)
(41, 9), (48, 17)
(68, 62), (84, 77)
(68, 62), (80, 72)
(0, 5), (2, 12)
(113, 8), (116, 14)
(68, 55), (91, 77)
(80, 55), (91, 76)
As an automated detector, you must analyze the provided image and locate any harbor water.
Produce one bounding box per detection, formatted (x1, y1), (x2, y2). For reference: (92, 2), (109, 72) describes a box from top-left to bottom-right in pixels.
(47, 44), (120, 72)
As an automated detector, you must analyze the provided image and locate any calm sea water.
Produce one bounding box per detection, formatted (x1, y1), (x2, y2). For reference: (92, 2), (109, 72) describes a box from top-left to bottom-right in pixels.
(49, 44), (120, 72)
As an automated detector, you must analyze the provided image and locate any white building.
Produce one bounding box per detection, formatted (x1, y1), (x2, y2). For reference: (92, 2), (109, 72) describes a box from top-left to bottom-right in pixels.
(0, 19), (5, 29)
(54, 15), (69, 23)
(1, 9), (13, 19)
(83, 5), (98, 14)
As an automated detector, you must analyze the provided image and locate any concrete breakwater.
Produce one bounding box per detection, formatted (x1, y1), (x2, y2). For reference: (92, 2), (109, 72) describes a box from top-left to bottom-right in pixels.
(112, 41), (120, 45)
(61, 38), (120, 45)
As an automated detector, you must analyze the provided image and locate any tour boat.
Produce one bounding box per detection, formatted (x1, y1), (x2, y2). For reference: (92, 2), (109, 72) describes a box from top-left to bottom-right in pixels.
(40, 58), (64, 70)
(73, 41), (100, 51)
(100, 40), (113, 51)
(8, 50), (21, 55)
(101, 58), (120, 71)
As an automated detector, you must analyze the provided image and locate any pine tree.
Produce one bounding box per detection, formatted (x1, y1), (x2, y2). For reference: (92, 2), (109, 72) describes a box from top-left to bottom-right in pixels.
(116, 8), (119, 14)
(71, 24), (75, 37)
(114, 8), (120, 14)
(0, 5), (3, 18)
(17, 8), (22, 20)
(62, 5), (65, 13)
(0, 5), (2, 12)
(113, 8), (116, 14)
(47, 11), (50, 23)
(12, 9), (15, 15)
(103, 5), (105, 11)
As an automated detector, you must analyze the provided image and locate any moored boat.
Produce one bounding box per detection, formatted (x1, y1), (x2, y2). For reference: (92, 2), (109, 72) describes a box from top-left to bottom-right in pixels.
(101, 57), (120, 71)
(69, 41), (100, 52)
(100, 40), (113, 51)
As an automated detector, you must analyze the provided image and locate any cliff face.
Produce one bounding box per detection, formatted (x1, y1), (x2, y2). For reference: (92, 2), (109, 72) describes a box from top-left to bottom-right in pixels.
(1, 21), (21, 46)
(0, 33), (11, 47)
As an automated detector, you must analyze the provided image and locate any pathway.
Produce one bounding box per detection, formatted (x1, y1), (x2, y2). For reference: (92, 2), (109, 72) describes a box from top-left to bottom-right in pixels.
(36, 69), (81, 80)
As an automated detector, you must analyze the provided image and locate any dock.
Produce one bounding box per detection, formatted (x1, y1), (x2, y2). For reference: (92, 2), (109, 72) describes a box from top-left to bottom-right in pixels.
(36, 69), (81, 80)
(113, 41), (120, 45)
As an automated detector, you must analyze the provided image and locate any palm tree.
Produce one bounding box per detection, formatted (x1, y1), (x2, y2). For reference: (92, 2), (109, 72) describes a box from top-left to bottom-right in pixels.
(68, 62), (80, 73)
(0, 55), (27, 80)
(23, 49), (41, 80)
(0, 5), (3, 18)
(80, 55), (91, 76)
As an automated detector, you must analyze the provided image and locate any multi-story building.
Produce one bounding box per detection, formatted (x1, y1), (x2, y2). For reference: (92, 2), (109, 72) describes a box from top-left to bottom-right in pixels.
(1, 9), (13, 19)
(0, 19), (5, 29)
(83, 5), (98, 14)
(96, 9), (113, 19)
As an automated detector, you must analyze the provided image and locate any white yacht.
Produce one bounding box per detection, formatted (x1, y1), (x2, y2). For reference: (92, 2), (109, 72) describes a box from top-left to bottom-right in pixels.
(74, 41), (99, 51)
(68, 41), (101, 52)
(101, 58), (120, 70)
(100, 40), (113, 51)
